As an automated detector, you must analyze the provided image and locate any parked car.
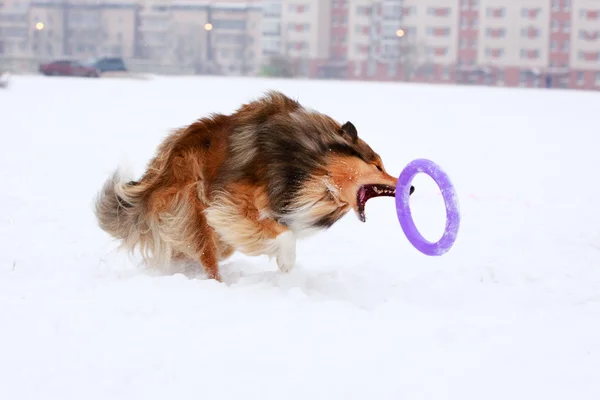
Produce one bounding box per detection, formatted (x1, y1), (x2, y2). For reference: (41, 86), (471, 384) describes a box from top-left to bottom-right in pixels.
(39, 60), (100, 77)
(82, 57), (128, 73)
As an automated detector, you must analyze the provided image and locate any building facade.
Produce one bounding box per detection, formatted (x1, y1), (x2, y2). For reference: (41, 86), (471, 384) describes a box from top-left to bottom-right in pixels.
(0, 0), (599, 89)
(0, 0), (262, 74)
(266, 0), (599, 89)
(340, 0), (599, 89)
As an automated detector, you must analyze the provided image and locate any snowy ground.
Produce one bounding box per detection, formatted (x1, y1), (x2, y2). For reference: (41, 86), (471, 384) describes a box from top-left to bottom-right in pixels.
(1, 75), (599, 399)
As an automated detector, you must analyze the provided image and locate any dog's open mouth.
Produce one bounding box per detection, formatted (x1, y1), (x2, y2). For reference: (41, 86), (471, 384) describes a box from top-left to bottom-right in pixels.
(356, 184), (415, 222)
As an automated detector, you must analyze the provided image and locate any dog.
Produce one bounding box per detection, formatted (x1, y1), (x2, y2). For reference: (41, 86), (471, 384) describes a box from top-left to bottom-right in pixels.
(94, 91), (414, 281)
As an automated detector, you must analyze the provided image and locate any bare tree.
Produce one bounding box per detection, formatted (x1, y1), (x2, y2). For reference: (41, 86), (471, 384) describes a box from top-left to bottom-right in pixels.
(262, 54), (296, 77)
(395, 36), (429, 81)
(173, 24), (205, 72)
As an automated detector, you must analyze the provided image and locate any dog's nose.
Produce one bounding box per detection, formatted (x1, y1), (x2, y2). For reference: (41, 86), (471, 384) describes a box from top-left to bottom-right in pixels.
(409, 186), (415, 195)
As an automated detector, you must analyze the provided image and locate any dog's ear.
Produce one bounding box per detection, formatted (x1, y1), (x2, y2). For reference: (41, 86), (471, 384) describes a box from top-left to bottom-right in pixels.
(339, 121), (358, 144)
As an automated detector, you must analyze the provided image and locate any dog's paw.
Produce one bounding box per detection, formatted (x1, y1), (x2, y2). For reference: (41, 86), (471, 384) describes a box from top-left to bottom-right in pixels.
(275, 231), (296, 273)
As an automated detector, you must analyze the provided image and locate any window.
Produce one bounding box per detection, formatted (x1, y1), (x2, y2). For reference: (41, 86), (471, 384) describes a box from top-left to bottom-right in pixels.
(212, 19), (246, 30)
(427, 27), (450, 37)
(520, 48), (540, 59)
(427, 7), (451, 16)
(577, 72), (583, 85)
(486, 27), (506, 37)
(442, 66), (449, 80)
(564, 0), (571, 11)
(356, 5), (371, 16)
(262, 20), (280, 35)
(521, 27), (540, 38)
(551, 40), (557, 51)
(519, 71), (528, 84)
(405, 26), (417, 36)
(263, 2), (281, 16)
(596, 72), (600, 85)
(288, 4), (310, 13)
(562, 41), (569, 52)
(355, 44), (367, 54)
(387, 63), (396, 78)
(262, 38), (280, 54)
(404, 6), (416, 16)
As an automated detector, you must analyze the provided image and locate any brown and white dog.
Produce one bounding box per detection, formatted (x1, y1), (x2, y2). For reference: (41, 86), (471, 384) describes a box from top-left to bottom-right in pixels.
(94, 91), (414, 281)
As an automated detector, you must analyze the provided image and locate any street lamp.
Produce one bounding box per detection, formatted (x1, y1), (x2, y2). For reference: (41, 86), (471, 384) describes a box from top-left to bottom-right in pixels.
(35, 22), (45, 31)
(396, 29), (405, 38)
(204, 23), (213, 31)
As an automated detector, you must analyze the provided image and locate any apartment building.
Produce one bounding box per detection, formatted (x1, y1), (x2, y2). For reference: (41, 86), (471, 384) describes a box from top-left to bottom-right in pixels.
(261, 0), (281, 58)
(138, 0), (261, 74)
(344, 0), (599, 89)
(259, 0), (332, 76)
(0, 0), (138, 59)
(0, 0), (30, 56)
(571, 0), (600, 88)
(1, 0), (598, 89)
(461, 0), (599, 89)
(0, 0), (262, 74)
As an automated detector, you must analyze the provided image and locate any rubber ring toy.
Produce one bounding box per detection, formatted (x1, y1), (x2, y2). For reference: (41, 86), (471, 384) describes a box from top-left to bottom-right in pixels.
(395, 158), (460, 256)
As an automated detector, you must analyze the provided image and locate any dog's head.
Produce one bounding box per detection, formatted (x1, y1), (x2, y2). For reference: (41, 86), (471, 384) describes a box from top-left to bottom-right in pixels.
(253, 94), (415, 231)
(324, 121), (414, 223)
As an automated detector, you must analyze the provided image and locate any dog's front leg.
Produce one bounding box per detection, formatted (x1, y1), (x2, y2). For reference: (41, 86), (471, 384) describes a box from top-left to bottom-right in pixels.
(204, 188), (298, 273)
(274, 230), (296, 273)
(199, 236), (222, 282)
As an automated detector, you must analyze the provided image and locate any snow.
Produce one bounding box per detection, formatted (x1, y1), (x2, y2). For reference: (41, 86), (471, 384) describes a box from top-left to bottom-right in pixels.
(1, 75), (599, 399)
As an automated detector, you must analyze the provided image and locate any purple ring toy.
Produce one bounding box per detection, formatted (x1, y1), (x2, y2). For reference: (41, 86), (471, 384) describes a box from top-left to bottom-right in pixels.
(395, 159), (460, 256)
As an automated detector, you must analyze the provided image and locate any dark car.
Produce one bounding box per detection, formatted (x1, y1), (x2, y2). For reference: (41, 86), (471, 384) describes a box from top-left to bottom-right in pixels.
(83, 57), (128, 73)
(39, 60), (100, 77)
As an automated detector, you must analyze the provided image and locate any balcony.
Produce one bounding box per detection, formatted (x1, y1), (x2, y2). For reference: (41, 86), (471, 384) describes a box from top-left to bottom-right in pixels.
(578, 50), (600, 62)
(0, 11), (28, 27)
(67, 22), (103, 31)
(138, 16), (172, 32)
(578, 29), (599, 41)
(139, 8), (172, 19)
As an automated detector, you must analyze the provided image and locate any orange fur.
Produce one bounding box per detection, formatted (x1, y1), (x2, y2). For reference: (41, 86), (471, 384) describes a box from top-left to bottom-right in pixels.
(94, 91), (401, 281)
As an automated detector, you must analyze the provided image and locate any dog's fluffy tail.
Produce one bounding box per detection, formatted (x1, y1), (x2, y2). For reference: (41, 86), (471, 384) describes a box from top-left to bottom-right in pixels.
(94, 168), (147, 251)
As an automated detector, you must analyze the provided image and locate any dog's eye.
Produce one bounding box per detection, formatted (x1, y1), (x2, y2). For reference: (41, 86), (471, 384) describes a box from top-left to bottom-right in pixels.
(375, 165), (383, 172)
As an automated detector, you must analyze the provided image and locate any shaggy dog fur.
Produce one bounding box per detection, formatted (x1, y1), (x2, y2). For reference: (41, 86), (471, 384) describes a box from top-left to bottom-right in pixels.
(94, 91), (413, 281)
